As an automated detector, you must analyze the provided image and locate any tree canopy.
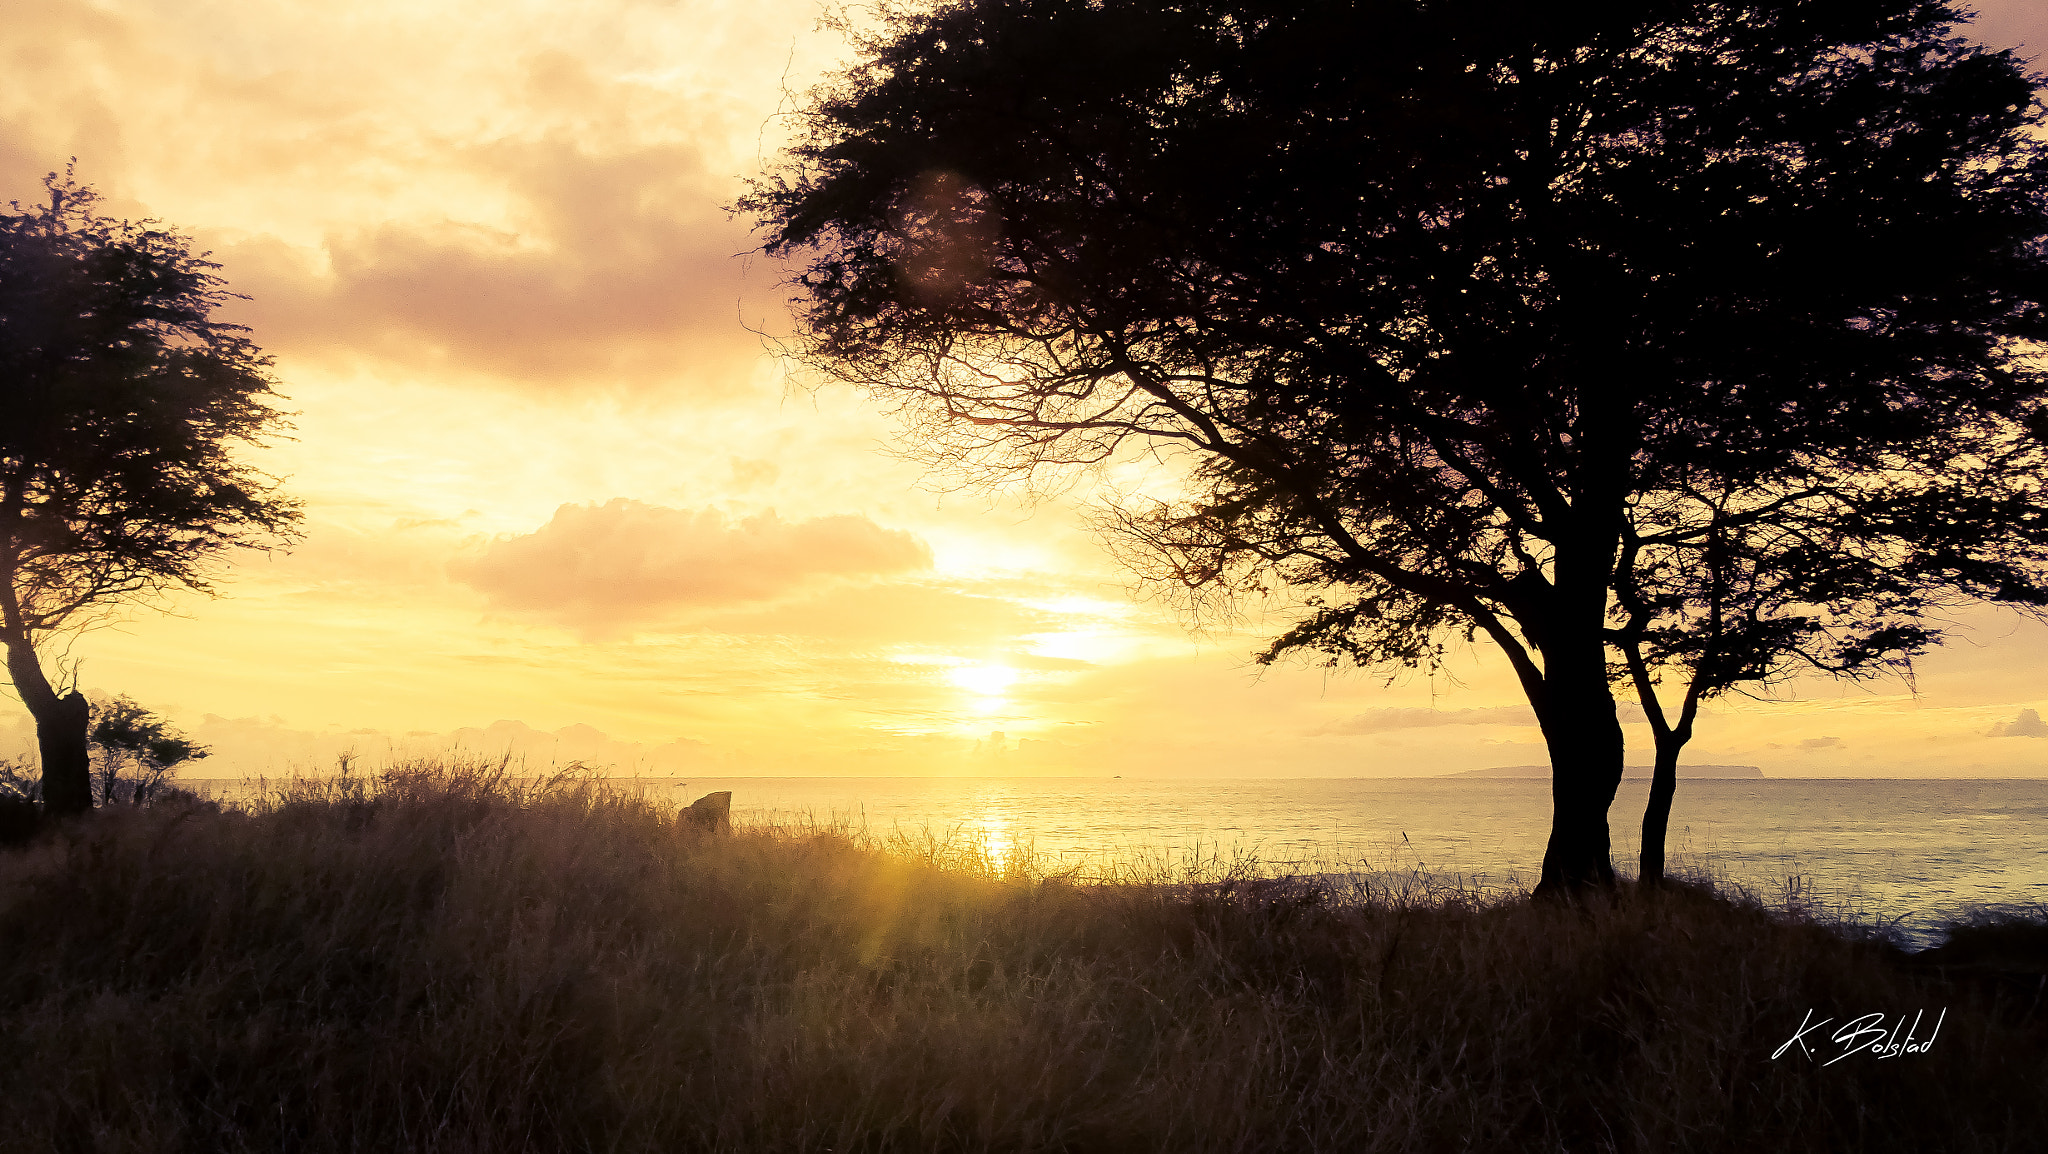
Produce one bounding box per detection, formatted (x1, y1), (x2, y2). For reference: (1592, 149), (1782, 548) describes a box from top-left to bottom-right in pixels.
(88, 694), (208, 806)
(749, 0), (2048, 891)
(0, 168), (300, 814)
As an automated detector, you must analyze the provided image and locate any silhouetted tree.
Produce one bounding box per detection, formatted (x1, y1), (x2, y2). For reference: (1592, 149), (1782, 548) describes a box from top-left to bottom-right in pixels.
(0, 168), (300, 815)
(748, 1), (2048, 892)
(89, 694), (207, 805)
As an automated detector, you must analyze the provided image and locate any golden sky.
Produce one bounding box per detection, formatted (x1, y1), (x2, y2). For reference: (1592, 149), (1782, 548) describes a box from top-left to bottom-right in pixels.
(3, 0), (2048, 779)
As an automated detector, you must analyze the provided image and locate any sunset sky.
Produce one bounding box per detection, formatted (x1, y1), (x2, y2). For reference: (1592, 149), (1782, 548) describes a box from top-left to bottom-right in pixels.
(4, 0), (2048, 780)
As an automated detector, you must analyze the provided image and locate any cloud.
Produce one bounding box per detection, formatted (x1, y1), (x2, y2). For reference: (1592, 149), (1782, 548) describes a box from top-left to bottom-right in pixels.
(233, 135), (761, 389)
(1314, 701), (1650, 735)
(451, 499), (930, 632)
(0, 5), (800, 395)
(1316, 706), (1538, 735)
(1965, 2), (2048, 67)
(702, 581), (1051, 645)
(1799, 736), (1844, 751)
(181, 714), (719, 777)
(1989, 708), (2048, 738)
(446, 719), (713, 770)
(189, 714), (371, 773)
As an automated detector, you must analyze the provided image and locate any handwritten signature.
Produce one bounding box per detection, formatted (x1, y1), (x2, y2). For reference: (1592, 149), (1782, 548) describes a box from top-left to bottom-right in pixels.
(1772, 1008), (1946, 1066)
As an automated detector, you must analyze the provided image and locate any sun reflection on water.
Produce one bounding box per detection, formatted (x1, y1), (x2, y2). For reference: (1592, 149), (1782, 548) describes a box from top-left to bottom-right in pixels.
(973, 806), (1016, 866)
(958, 787), (1027, 873)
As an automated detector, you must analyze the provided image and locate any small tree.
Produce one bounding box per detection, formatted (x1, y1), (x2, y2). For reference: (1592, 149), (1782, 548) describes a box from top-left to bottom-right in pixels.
(750, 1), (2048, 892)
(1607, 445), (2048, 884)
(88, 695), (207, 805)
(0, 167), (300, 815)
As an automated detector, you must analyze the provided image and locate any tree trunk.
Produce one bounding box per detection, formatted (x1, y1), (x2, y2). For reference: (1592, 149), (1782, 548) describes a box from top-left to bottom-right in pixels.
(5, 637), (91, 816)
(1532, 663), (1627, 897)
(1638, 733), (1682, 887)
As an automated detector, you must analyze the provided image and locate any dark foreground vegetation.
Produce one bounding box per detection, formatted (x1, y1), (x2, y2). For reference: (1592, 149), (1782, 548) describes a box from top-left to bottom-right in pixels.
(0, 764), (2043, 1153)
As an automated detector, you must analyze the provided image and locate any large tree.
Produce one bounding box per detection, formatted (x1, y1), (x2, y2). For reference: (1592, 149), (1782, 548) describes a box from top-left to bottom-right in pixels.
(0, 170), (300, 815)
(748, 0), (2048, 892)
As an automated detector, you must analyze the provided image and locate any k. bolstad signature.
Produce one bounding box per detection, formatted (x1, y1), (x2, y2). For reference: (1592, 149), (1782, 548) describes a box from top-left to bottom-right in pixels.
(1772, 1009), (1946, 1066)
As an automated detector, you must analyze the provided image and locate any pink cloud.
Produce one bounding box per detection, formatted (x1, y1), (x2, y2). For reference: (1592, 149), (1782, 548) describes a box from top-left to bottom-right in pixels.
(451, 499), (930, 632)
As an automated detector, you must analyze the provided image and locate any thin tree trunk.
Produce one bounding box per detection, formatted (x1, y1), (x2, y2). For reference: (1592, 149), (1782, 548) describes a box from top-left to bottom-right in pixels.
(1628, 520), (1721, 888)
(1638, 734), (1682, 886)
(1621, 645), (1703, 889)
(5, 636), (90, 816)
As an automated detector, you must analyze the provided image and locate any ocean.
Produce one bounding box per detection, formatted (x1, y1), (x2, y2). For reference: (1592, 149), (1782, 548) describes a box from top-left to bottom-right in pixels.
(187, 774), (2048, 948)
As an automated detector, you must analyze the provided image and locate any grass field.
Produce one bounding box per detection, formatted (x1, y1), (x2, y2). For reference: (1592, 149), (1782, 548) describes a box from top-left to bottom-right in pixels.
(0, 760), (2043, 1153)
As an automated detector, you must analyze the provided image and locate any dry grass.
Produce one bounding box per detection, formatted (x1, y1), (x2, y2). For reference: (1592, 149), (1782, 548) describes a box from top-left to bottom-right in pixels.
(0, 759), (2042, 1153)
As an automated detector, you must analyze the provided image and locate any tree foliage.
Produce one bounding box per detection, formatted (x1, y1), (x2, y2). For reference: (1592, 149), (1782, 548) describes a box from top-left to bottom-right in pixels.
(750, 0), (2048, 890)
(88, 694), (207, 806)
(0, 169), (299, 629)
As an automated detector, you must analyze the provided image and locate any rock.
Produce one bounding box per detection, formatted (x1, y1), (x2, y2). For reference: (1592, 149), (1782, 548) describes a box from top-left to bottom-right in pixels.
(682, 790), (732, 834)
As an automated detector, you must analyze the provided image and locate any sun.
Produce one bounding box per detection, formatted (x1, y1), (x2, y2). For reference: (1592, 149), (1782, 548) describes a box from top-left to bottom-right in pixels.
(948, 663), (1019, 697)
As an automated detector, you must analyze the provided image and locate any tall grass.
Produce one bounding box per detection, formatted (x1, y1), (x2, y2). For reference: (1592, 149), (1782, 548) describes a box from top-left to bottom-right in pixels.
(0, 758), (2042, 1153)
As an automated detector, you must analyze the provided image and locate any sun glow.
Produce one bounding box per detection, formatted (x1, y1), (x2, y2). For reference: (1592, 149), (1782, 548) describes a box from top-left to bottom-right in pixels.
(947, 662), (1019, 697)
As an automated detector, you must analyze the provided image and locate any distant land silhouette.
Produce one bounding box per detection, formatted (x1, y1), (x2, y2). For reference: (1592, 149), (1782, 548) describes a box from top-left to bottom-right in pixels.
(1451, 765), (1764, 779)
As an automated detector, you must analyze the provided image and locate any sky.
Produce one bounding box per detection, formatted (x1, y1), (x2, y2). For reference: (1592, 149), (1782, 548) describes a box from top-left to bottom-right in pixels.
(2, 0), (2048, 780)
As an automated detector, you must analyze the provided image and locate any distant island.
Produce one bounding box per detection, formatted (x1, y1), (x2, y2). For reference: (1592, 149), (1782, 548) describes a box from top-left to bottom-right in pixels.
(1450, 764), (1764, 779)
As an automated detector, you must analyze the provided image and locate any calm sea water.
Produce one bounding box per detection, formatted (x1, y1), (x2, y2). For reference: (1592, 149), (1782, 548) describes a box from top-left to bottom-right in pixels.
(188, 775), (2047, 948)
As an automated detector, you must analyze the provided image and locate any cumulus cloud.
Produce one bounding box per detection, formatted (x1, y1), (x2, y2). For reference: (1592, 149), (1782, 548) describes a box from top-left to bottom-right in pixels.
(451, 499), (930, 632)
(231, 136), (761, 388)
(1989, 708), (2048, 738)
(0, 3), (805, 394)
